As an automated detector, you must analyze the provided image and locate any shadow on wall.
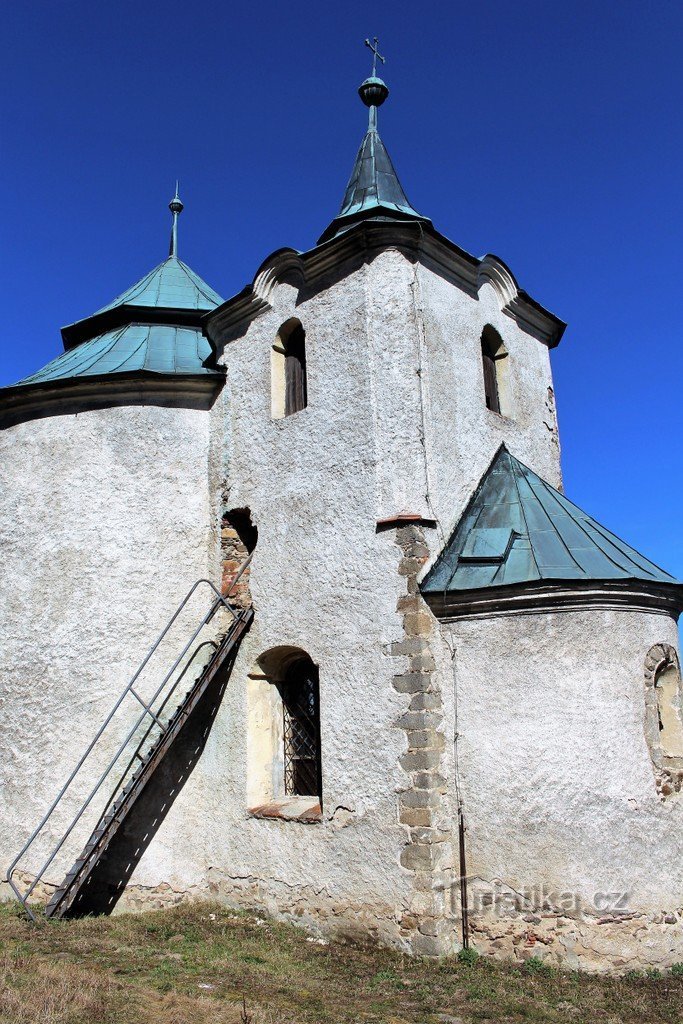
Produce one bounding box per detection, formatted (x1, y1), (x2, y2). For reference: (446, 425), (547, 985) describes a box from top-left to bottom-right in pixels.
(61, 639), (246, 918)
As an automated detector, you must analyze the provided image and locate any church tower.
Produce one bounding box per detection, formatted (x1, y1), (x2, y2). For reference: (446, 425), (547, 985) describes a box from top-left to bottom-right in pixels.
(1, 45), (682, 972)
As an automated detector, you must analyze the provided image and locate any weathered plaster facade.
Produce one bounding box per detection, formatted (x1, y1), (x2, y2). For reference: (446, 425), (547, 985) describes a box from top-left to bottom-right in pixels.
(1, 86), (681, 972)
(443, 608), (683, 972)
(0, 404), (214, 883)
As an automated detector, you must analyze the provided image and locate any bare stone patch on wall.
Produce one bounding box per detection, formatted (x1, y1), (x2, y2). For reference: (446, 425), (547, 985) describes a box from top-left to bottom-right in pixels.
(644, 642), (683, 799)
(221, 507), (257, 608)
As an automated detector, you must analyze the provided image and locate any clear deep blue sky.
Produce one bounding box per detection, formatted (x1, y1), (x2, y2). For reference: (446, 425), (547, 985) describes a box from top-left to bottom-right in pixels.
(2, 1), (681, 575)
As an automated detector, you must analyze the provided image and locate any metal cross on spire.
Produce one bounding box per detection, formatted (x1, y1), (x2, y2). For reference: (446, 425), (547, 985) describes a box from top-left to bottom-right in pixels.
(364, 37), (385, 78)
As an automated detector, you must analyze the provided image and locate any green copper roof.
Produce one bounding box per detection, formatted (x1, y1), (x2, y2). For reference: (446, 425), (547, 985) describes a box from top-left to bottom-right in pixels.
(422, 447), (680, 594)
(4, 189), (224, 395)
(60, 188), (223, 349)
(91, 256), (222, 317)
(337, 128), (424, 220)
(12, 324), (219, 387)
(318, 63), (430, 244)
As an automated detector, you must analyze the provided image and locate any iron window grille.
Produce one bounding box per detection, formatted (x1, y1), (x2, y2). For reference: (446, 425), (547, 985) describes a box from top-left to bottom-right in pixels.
(280, 661), (322, 799)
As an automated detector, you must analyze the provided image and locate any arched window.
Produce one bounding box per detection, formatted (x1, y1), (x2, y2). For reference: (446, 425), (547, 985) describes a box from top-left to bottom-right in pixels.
(481, 325), (508, 416)
(280, 659), (322, 798)
(272, 318), (307, 418)
(246, 648), (323, 817)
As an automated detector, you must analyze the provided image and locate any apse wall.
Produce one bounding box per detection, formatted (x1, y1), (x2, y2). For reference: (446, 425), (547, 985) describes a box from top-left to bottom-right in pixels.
(0, 404), (214, 894)
(445, 606), (683, 972)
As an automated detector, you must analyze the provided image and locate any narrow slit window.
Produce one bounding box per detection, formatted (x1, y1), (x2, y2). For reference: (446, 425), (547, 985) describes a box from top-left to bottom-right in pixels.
(482, 342), (499, 413)
(285, 324), (307, 416)
(280, 660), (322, 798)
(272, 319), (307, 419)
(480, 326), (508, 416)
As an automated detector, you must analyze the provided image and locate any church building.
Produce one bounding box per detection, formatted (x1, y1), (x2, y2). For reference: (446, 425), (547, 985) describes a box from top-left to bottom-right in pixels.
(1, 50), (682, 973)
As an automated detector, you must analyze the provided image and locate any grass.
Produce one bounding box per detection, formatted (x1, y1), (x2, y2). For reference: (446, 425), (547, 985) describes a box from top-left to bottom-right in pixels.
(0, 900), (681, 1023)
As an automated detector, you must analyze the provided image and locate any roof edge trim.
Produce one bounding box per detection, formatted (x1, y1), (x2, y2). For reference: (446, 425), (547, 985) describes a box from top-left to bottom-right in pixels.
(62, 304), (211, 349)
(205, 222), (566, 348)
(423, 579), (683, 620)
(0, 371), (224, 430)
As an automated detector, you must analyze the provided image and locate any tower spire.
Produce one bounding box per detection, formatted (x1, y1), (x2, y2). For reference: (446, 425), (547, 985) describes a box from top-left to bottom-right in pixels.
(168, 182), (183, 258)
(360, 37), (389, 131)
(317, 40), (430, 244)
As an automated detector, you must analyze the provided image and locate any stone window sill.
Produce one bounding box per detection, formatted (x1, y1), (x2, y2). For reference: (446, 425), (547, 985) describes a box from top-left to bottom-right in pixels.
(248, 798), (322, 823)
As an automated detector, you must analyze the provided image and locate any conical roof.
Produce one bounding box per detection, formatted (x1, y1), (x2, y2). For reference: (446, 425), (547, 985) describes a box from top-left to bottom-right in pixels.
(92, 256), (222, 317)
(335, 129), (424, 222)
(422, 447), (680, 595)
(4, 190), (224, 397)
(318, 68), (430, 244)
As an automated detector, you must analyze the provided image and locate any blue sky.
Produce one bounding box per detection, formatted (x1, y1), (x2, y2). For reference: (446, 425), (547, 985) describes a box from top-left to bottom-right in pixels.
(2, 0), (682, 575)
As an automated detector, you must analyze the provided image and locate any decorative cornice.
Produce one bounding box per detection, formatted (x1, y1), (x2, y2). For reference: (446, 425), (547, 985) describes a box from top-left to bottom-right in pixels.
(423, 579), (683, 621)
(477, 254), (519, 308)
(0, 372), (223, 429)
(204, 221), (566, 350)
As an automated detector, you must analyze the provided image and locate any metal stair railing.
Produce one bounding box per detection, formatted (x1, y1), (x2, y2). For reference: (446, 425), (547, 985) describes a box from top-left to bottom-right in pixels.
(6, 555), (253, 921)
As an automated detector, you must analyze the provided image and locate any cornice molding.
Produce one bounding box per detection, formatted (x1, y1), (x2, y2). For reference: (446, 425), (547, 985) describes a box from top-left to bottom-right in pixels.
(422, 580), (683, 622)
(205, 222), (566, 349)
(0, 372), (223, 429)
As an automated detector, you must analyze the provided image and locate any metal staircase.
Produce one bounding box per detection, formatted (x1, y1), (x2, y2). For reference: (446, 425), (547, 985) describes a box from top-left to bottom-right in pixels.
(6, 560), (253, 921)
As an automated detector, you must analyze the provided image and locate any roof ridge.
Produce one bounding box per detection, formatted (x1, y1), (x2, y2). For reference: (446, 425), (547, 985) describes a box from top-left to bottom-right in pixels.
(519, 455), (675, 581)
(173, 256), (222, 306)
(108, 325), (150, 374)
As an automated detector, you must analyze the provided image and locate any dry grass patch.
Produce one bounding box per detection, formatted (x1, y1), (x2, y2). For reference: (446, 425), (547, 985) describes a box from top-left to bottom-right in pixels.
(0, 900), (681, 1023)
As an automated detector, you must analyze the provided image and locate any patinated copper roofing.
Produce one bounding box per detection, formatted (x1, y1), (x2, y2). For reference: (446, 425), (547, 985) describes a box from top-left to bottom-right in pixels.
(15, 324), (218, 386)
(87, 256), (222, 321)
(318, 58), (430, 243)
(422, 446), (680, 596)
(5, 189), (223, 395)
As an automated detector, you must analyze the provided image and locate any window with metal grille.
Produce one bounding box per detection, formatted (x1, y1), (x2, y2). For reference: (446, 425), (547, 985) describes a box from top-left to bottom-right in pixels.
(280, 660), (322, 798)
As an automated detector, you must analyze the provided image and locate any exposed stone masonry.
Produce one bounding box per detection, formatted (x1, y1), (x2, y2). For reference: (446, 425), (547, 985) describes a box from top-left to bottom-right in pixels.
(643, 643), (683, 799)
(221, 508), (256, 609)
(390, 522), (457, 955)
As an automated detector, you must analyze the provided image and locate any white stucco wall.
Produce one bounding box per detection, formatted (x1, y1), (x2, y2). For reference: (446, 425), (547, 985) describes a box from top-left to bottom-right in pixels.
(1, 241), (677, 971)
(123, 268), (416, 944)
(0, 404), (213, 888)
(416, 265), (561, 535)
(443, 606), (683, 970)
(127, 248), (568, 940)
(0, 246), (572, 938)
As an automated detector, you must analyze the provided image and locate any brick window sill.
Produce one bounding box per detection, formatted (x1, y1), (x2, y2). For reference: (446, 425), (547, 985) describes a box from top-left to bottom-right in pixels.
(248, 798), (322, 823)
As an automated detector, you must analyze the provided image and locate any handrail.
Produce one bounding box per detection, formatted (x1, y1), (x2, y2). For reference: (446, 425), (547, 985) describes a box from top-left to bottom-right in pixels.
(93, 638), (219, 830)
(6, 554), (253, 920)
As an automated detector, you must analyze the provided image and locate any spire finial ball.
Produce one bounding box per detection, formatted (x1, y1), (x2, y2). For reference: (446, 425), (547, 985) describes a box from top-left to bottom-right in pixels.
(169, 183), (183, 216)
(358, 77), (389, 108)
